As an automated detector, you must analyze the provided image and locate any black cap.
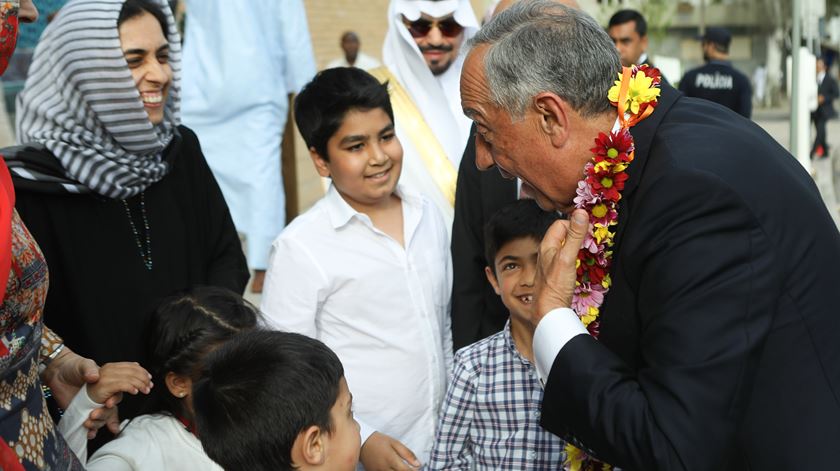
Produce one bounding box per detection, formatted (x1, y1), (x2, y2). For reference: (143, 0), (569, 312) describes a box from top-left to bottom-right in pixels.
(700, 27), (731, 47)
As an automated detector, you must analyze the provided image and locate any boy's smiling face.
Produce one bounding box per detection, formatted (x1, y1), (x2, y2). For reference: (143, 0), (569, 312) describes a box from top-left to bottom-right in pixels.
(485, 236), (539, 324)
(311, 108), (403, 211)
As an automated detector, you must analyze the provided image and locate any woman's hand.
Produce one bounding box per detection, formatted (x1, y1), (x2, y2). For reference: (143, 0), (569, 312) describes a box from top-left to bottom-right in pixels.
(40, 346), (99, 410)
(40, 347), (130, 438)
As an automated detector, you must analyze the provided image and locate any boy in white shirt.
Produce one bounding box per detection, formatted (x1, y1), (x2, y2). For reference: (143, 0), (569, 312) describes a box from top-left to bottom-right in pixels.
(261, 67), (453, 470)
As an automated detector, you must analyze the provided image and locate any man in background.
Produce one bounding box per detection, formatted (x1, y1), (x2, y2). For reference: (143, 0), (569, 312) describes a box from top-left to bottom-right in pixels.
(180, 0), (316, 292)
(811, 57), (838, 158)
(371, 0), (479, 227)
(326, 31), (381, 70)
(607, 9), (651, 68)
(679, 26), (752, 119)
(607, 9), (670, 85)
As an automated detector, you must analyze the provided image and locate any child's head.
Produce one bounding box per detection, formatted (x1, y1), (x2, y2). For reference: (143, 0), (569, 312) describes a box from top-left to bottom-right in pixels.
(295, 68), (402, 209)
(193, 330), (360, 471)
(142, 286), (259, 421)
(484, 199), (561, 323)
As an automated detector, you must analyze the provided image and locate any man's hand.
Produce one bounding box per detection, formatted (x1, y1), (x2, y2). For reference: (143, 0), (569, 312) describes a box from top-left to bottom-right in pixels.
(40, 346), (99, 410)
(359, 431), (421, 470)
(534, 209), (589, 325)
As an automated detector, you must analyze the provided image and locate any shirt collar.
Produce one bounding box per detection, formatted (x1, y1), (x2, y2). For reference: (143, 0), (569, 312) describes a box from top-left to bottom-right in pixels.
(503, 319), (534, 369)
(323, 183), (424, 230)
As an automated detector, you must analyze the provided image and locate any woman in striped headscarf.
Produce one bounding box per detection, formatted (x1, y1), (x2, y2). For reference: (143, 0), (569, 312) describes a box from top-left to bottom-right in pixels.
(3, 0), (248, 434)
(1, 1), (156, 470)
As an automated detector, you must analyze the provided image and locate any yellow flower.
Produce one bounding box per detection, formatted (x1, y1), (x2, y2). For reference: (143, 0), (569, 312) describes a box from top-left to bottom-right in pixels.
(601, 273), (612, 289)
(594, 161), (611, 173)
(591, 203), (608, 219)
(593, 224), (613, 244)
(564, 444), (586, 471)
(608, 71), (661, 115)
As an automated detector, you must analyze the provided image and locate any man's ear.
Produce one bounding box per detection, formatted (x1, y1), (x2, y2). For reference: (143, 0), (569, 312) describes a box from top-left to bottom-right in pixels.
(294, 425), (326, 466)
(533, 93), (569, 148)
(309, 147), (331, 178)
(485, 266), (502, 295)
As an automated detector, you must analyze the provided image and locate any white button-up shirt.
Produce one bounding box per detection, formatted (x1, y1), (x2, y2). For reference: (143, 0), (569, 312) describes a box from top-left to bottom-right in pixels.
(261, 184), (453, 464)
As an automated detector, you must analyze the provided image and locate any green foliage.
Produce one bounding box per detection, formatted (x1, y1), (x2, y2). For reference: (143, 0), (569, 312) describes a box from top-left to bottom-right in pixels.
(597, 0), (676, 41)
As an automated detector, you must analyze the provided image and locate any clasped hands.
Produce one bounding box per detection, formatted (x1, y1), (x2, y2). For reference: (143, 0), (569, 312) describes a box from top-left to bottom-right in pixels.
(533, 209), (590, 326)
(40, 347), (152, 439)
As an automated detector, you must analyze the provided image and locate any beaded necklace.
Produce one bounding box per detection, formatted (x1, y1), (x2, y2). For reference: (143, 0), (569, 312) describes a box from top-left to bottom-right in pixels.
(121, 192), (152, 271)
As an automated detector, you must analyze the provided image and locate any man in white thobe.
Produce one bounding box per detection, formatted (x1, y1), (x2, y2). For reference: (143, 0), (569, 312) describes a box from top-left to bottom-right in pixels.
(326, 31), (381, 70)
(180, 0), (316, 291)
(371, 0), (478, 227)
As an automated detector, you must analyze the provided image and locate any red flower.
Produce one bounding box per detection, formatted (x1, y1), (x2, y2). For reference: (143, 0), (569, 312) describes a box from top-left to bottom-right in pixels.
(586, 319), (601, 338)
(590, 130), (634, 165)
(589, 170), (629, 201)
(578, 253), (608, 285)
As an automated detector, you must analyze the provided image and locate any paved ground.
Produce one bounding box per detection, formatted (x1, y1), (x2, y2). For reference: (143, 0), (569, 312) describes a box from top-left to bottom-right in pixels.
(753, 107), (840, 229)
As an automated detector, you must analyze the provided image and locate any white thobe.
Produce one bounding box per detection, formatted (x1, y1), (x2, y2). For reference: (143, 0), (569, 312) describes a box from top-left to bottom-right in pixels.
(326, 52), (382, 70)
(180, 0), (316, 269)
(382, 0), (479, 228)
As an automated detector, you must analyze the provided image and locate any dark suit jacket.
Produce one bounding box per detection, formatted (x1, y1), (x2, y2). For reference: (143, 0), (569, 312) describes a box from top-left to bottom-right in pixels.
(450, 125), (517, 350)
(816, 73), (839, 119)
(540, 85), (840, 470)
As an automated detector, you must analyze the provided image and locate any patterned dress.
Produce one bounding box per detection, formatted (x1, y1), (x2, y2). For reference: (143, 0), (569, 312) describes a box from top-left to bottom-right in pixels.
(0, 212), (81, 470)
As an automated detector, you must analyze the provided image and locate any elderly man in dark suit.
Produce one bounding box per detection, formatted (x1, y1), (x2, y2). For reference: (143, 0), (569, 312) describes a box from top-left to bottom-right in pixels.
(459, 1), (840, 469)
(812, 57), (838, 158)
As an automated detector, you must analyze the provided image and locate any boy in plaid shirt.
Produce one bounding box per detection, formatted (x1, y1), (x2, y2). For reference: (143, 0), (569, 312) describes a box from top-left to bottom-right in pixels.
(429, 200), (567, 470)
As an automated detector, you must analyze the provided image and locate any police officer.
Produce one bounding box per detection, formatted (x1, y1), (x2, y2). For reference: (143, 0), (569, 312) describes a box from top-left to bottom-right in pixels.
(679, 27), (752, 118)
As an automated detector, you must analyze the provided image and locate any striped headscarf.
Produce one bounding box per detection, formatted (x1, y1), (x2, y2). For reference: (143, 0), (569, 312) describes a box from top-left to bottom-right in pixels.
(12, 0), (181, 198)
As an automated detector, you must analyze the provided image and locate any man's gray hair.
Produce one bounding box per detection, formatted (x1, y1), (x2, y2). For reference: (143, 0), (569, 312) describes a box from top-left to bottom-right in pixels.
(469, 0), (621, 118)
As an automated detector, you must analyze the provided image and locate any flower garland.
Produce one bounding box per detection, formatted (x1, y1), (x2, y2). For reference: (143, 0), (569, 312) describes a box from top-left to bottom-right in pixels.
(563, 65), (661, 471)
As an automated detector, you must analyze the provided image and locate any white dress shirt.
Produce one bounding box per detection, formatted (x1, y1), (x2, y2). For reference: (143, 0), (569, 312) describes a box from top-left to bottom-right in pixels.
(325, 52), (382, 70)
(261, 184), (454, 465)
(58, 387), (222, 470)
(533, 308), (590, 383)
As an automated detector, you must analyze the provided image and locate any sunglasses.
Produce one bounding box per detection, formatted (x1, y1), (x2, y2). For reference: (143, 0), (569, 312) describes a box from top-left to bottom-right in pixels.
(403, 17), (464, 38)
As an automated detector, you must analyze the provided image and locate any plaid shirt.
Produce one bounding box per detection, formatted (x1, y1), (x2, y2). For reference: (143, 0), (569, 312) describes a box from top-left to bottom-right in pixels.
(428, 321), (566, 470)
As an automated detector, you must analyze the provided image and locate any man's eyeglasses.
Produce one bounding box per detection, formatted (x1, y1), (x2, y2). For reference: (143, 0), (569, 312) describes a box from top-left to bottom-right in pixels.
(403, 17), (464, 38)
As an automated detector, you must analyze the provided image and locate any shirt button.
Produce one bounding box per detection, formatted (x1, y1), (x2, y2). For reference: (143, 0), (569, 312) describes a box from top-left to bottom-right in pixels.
(534, 410), (541, 419)
(529, 451), (537, 459)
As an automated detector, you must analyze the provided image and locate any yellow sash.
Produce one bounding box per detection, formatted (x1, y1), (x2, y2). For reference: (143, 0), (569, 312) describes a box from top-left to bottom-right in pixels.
(368, 67), (457, 206)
